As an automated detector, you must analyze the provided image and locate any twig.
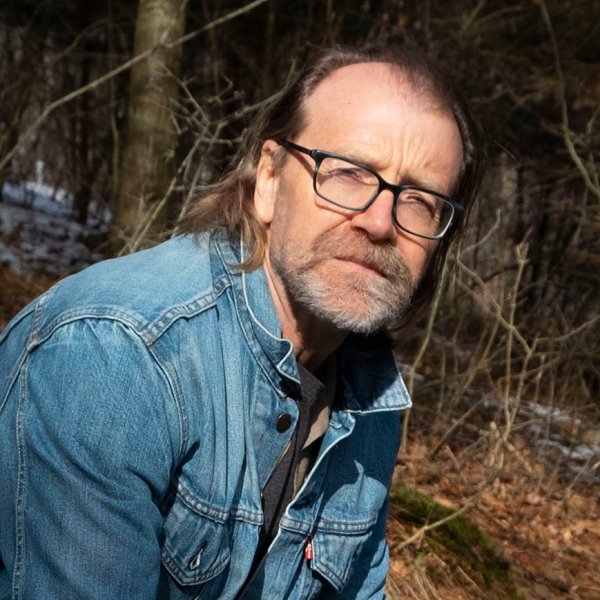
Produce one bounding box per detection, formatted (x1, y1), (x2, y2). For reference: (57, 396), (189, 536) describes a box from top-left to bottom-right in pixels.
(459, 208), (502, 257)
(537, 0), (600, 201)
(501, 242), (528, 431)
(455, 263), (531, 355)
(401, 263), (450, 453)
(428, 399), (483, 459)
(393, 463), (500, 552)
(460, 0), (488, 35)
(0, 0), (270, 174)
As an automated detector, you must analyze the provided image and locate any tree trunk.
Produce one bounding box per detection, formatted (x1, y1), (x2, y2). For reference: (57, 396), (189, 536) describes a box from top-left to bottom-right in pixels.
(111, 0), (187, 252)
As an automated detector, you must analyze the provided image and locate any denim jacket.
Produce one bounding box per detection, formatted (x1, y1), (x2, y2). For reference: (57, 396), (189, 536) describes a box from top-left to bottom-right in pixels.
(0, 231), (411, 599)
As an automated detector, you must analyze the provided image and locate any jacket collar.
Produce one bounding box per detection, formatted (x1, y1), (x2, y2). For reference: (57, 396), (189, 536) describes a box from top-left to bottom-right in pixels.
(213, 230), (300, 397)
(337, 336), (412, 412)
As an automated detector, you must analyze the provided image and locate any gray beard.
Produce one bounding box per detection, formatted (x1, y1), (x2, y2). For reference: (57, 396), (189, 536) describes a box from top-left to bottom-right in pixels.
(271, 232), (415, 335)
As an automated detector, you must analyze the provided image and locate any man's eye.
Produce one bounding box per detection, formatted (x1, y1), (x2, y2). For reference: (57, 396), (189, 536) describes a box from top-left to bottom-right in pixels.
(404, 193), (438, 214)
(328, 167), (365, 181)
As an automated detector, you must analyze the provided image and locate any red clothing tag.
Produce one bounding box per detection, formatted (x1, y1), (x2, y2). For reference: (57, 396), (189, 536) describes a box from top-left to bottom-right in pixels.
(305, 538), (313, 561)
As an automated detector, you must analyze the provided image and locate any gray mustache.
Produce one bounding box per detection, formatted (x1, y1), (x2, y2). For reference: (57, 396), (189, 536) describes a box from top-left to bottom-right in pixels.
(313, 234), (412, 283)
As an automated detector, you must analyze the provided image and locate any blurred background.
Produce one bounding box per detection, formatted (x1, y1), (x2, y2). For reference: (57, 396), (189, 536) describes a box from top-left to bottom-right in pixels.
(0, 1), (598, 598)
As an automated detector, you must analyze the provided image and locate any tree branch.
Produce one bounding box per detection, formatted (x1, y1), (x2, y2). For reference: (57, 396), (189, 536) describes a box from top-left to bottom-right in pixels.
(0, 0), (269, 174)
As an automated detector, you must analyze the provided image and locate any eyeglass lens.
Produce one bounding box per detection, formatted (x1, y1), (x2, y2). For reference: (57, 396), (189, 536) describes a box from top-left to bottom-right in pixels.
(315, 156), (453, 238)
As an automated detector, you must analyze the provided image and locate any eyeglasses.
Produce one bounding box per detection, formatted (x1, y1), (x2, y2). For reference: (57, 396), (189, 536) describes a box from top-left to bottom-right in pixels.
(275, 137), (464, 240)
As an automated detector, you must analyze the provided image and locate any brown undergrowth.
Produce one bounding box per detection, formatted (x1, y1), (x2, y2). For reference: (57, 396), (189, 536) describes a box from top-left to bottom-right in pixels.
(387, 406), (600, 600)
(386, 236), (599, 598)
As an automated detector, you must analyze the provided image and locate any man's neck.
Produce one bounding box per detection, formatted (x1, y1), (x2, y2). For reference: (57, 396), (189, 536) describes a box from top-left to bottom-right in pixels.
(261, 259), (347, 373)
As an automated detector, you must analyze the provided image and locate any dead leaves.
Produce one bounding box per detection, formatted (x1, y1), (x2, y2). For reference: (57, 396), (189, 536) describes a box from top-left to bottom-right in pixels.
(390, 430), (600, 600)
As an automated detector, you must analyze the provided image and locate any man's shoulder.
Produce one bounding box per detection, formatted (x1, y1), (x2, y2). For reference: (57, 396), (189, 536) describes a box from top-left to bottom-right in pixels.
(33, 233), (230, 342)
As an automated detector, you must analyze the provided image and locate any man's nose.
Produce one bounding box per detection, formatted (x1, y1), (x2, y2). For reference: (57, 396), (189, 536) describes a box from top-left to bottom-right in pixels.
(349, 190), (396, 241)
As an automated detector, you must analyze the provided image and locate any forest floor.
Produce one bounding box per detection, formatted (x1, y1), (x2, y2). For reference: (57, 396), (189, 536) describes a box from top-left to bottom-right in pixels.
(386, 399), (600, 599)
(1, 264), (599, 600)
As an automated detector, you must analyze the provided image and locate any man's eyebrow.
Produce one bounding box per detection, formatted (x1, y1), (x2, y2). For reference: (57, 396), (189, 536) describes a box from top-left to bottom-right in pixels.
(324, 147), (391, 176)
(329, 144), (382, 166)
(330, 147), (449, 192)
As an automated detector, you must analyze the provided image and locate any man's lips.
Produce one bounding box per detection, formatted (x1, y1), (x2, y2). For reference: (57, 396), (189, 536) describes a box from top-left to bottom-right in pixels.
(333, 256), (388, 277)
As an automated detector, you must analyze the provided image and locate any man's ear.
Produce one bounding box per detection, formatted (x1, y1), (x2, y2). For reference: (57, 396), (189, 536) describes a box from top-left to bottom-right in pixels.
(254, 139), (281, 225)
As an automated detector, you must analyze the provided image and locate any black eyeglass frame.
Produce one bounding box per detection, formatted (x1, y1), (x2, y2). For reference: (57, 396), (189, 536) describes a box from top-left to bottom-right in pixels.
(274, 137), (464, 240)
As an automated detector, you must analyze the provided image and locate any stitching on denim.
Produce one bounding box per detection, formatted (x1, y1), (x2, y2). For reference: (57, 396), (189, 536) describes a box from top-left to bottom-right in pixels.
(33, 309), (147, 348)
(12, 359), (29, 599)
(172, 480), (263, 525)
(112, 319), (188, 470)
(0, 302), (34, 345)
(215, 243), (292, 399)
(312, 557), (344, 592)
(140, 277), (229, 344)
(299, 560), (323, 600)
(146, 340), (189, 460)
(142, 280), (231, 457)
(0, 348), (27, 417)
(31, 278), (226, 349)
(29, 285), (56, 351)
(281, 514), (377, 536)
(161, 545), (230, 586)
(311, 536), (347, 593)
(237, 251), (298, 383)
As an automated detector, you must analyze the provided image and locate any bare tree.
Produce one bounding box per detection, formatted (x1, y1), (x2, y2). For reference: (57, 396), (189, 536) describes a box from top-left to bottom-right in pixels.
(112, 0), (187, 250)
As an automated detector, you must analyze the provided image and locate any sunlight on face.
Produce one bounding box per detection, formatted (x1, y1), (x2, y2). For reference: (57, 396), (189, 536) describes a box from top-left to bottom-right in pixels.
(257, 62), (464, 334)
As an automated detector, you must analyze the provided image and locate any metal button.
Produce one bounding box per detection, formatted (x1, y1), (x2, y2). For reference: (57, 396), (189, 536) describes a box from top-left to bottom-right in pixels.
(276, 413), (293, 432)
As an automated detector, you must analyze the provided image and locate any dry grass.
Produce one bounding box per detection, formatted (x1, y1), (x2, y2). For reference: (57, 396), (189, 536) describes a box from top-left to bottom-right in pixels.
(387, 398), (600, 600)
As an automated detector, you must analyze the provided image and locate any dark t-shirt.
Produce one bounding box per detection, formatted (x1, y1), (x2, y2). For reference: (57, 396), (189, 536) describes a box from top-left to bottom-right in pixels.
(254, 361), (335, 564)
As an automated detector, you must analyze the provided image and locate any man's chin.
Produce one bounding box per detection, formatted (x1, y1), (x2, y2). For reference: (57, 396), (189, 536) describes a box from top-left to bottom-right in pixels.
(303, 294), (404, 335)
(329, 257), (388, 281)
(276, 262), (412, 334)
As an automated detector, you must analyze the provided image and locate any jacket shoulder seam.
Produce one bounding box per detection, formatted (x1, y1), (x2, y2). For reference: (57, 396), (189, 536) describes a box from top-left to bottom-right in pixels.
(30, 273), (230, 349)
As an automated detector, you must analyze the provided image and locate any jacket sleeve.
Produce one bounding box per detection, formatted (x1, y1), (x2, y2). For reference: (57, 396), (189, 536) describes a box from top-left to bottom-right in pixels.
(4, 318), (181, 600)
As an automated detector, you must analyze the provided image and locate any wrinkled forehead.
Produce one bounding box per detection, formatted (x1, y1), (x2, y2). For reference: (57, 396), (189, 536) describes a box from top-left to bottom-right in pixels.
(296, 61), (464, 193)
(299, 61), (463, 175)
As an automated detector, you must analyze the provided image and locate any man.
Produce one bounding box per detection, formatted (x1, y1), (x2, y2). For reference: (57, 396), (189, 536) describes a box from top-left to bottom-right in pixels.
(0, 46), (482, 598)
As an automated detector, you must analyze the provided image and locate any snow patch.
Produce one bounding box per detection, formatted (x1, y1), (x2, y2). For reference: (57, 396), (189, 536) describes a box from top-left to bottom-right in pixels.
(1, 181), (109, 277)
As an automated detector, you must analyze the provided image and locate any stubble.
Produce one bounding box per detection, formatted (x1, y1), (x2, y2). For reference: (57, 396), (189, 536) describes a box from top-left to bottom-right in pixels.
(271, 231), (416, 334)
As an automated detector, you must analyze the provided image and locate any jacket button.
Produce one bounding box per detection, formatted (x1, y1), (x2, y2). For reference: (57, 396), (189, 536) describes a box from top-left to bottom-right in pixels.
(276, 413), (293, 432)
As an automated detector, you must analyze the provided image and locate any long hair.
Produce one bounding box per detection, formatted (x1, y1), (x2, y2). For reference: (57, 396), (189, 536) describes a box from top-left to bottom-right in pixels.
(178, 45), (485, 328)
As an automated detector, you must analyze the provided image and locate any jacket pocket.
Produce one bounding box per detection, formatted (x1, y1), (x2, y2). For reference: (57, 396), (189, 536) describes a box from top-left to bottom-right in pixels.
(161, 492), (231, 587)
(308, 516), (377, 593)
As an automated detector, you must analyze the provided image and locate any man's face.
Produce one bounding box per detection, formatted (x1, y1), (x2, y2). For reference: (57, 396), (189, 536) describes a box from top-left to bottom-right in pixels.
(254, 63), (464, 335)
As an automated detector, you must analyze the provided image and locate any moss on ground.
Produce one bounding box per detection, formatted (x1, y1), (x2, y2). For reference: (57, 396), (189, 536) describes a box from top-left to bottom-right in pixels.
(389, 486), (524, 600)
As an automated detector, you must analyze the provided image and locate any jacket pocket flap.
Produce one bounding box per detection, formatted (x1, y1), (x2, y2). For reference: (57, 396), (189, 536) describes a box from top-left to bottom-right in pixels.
(310, 517), (376, 592)
(161, 494), (231, 586)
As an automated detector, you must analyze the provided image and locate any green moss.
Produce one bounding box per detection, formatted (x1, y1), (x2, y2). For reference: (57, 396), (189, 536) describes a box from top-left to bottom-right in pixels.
(389, 486), (524, 600)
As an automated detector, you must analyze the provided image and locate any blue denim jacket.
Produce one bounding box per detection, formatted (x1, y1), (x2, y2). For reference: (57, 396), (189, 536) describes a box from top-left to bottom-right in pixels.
(0, 231), (411, 599)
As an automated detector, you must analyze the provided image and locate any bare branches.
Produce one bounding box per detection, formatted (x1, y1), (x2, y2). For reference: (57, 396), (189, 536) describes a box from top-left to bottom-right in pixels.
(537, 0), (600, 202)
(0, 0), (269, 174)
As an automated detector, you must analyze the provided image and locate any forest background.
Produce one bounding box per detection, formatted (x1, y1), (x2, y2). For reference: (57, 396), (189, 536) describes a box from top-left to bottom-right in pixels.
(0, 1), (598, 598)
